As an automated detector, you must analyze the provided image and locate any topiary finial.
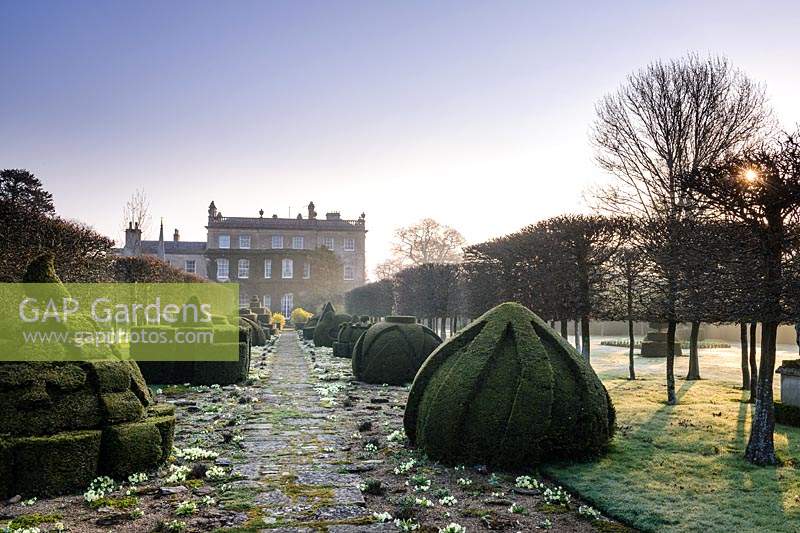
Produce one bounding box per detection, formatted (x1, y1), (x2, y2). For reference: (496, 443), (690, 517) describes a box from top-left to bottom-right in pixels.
(22, 253), (62, 283)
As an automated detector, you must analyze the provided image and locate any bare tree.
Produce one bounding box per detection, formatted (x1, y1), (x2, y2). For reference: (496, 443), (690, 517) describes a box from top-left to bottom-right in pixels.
(687, 133), (800, 465)
(391, 218), (465, 266)
(374, 258), (405, 280)
(121, 189), (152, 237)
(592, 53), (773, 404)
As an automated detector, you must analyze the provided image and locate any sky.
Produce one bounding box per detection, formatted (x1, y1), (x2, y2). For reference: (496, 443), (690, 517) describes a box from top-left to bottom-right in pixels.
(2, 0), (800, 277)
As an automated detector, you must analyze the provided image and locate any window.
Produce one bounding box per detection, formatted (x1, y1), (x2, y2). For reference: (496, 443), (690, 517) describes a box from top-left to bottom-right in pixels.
(184, 260), (196, 274)
(344, 238), (355, 251)
(303, 262), (311, 279)
(320, 237), (335, 250)
(239, 235), (251, 249)
(264, 259), (272, 278)
(218, 235), (230, 249)
(292, 236), (304, 249)
(239, 293), (249, 308)
(344, 264), (354, 281)
(263, 295), (271, 310)
(281, 293), (293, 317)
(282, 258), (293, 279)
(272, 235), (284, 249)
(216, 258), (229, 280)
(238, 259), (249, 278)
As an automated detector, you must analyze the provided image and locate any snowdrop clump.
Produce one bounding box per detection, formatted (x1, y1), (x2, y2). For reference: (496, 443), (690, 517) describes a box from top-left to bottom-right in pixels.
(543, 486), (572, 506)
(394, 458), (416, 475)
(206, 465), (228, 480)
(439, 495), (458, 506)
(83, 476), (115, 503)
(372, 511), (393, 522)
(174, 446), (218, 461)
(514, 475), (543, 490)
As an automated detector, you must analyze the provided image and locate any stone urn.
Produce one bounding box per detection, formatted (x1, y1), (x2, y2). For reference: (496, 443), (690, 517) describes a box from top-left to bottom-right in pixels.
(777, 360), (800, 407)
(640, 322), (683, 358)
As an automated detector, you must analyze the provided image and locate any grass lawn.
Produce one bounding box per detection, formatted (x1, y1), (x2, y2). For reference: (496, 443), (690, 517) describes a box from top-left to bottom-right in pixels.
(542, 376), (800, 532)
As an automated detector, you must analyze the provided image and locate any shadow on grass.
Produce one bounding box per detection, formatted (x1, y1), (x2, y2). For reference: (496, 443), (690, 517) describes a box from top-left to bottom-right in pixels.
(543, 378), (799, 532)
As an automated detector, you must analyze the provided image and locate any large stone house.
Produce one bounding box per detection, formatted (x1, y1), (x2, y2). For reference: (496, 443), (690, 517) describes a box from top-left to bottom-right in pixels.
(205, 201), (367, 315)
(119, 201), (367, 315)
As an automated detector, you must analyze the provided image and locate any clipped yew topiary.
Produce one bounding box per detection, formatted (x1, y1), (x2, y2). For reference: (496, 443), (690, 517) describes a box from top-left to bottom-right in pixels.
(240, 316), (267, 346)
(313, 302), (351, 348)
(404, 302), (615, 468)
(352, 316), (441, 385)
(0, 254), (176, 498)
(333, 317), (372, 358)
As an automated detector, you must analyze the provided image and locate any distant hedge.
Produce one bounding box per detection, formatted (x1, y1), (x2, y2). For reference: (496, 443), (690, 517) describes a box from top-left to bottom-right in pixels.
(112, 256), (205, 283)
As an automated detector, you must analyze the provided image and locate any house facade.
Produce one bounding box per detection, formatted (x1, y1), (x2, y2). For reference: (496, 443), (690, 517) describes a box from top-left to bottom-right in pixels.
(118, 201), (367, 315)
(120, 222), (208, 278)
(204, 201), (367, 315)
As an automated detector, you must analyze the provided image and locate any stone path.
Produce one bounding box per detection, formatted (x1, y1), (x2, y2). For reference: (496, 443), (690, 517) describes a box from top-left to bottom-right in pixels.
(226, 333), (391, 532)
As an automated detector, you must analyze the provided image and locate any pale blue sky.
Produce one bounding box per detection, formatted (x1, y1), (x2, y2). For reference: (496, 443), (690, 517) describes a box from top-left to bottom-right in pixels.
(2, 1), (799, 275)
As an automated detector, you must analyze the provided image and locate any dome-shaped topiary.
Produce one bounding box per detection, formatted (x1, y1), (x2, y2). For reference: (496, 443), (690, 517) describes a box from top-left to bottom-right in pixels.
(352, 316), (441, 385)
(313, 303), (350, 348)
(403, 302), (615, 468)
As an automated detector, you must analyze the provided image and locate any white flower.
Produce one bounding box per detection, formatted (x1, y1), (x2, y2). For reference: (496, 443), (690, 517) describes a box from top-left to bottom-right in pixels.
(205, 465), (228, 480)
(394, 518), (420, 531)
(83, 476), (116, 503)
(175, 500), (198, 516)
(456, 477), (472, 486)
(508, 503), (526, 514)
(165, 465), (191, 484)
(578, 505), (602, 520)
(387, 430), (405, 443)
(393, 459), (416, 475)
(543, 486), (571, 506)
(415, 497), (433, 508)
(439, 495), (458, 506)
(514, 475), (542, 490)
(127, 472), (148, 485)
(372, 511), (393, 522)
(174, 446), (218, 461)
(439, 524), (466, 533)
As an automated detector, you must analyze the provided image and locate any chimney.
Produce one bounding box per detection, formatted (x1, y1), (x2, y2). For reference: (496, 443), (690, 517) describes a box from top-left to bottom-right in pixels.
(307, 201), (317, 220)
(173, 228), (180, 242)
(325, 211), (341, 220)
(123, 221), (142, 256)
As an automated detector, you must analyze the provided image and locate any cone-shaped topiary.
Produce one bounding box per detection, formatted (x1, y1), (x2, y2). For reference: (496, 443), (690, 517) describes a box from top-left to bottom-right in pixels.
(403, 302), (615, 468)
(352, 316), (441, 385)
(313, 302), (350, 348)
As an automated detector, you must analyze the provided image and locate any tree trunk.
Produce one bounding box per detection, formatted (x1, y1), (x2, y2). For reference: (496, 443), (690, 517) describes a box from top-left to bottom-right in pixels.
(745, 321), (779, 465)
(628, 319), (636, 380)
(573, 318), (581, 352)
(686, 321), (701, 380)
(581, 316), (591, 362)
(627, 278), (635, 380)
(560, 320), (569, 340)
(666, 320), (677, 405)
(740, 323), (750, 390)
(748, 322), (758, 403)
(439, 317), (446, 340)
